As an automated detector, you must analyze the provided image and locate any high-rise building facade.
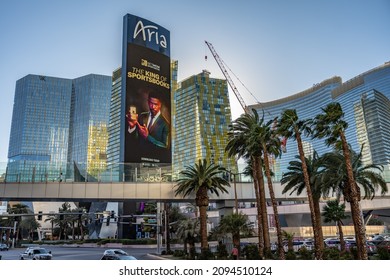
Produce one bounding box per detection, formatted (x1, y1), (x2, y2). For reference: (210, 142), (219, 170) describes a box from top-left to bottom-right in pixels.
(249, 62), (390, 177)
(173, 70), (237, 177)
(67, 74), (112, 180)
(7, 74), (112, 182)
(7, 75), (73, 182)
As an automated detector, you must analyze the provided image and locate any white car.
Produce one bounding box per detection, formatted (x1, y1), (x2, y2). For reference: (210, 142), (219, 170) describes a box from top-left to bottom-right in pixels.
(20, 247), (52, 260)
(103, 249), (128, 256)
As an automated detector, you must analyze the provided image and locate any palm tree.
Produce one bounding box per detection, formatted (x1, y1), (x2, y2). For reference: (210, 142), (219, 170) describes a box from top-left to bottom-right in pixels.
(321, 147), (388, 201)
(19, 217), (40, 241)
(226, 110), (270, 258)
(176, 218), (200, 259)
(250, 112), (285, 259)
(281, 152), (325, 259)
(9, 203), (29, 243)
(322, 200), (349, 252)
(312, 102), (367, 259)
(174, 159), (230, 252)
(44, 214), (57, 240)
(282, 230), (295, 252)
(217, 212), (254, 259)
(242, 159), (265, 257)
(71, 207), (87, 240)
(56, 202), (72, 240)
(278, 109), (324, 259)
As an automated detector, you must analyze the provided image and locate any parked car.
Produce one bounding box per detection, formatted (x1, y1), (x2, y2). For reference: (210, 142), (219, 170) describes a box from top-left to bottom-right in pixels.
(20, 247), (52, 260)
(283, 240), (314, 252)
(366, 241), (377, 255)
(376, 241), (390, 252)
(324, 238), (341, 250)
(344, 240), (377, 256)
(370, 235), (390, 245)
(0, 243), (9, 251)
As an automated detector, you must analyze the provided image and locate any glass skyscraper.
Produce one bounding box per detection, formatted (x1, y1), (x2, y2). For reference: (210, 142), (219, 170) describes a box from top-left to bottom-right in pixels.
(67, 74), (112, 180)
(173, 70), (237, 177)
(7, 74), (112, 182)
(7, 75), (72, 182)
(249, 62), (390, 177)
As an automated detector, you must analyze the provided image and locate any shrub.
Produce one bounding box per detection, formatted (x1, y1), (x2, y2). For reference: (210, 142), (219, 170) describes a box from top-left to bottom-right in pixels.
(216, 242), (228, 259)
(323, 247), (340, 260)
(285, 250), (297, 260)
(242, 244), (261, 260)
(173, 250), (185, 258)
(297, 247), (313, 260)
(198, 248), (215, 260)
(377, 247), (390, 260)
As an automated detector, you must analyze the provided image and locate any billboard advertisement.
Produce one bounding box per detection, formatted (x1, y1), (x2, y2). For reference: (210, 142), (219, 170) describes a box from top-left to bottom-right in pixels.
(123, 14), (171, 164)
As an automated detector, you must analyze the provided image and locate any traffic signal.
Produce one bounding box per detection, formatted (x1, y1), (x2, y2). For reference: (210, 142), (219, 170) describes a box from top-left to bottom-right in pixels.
(37, 211), (42, 221)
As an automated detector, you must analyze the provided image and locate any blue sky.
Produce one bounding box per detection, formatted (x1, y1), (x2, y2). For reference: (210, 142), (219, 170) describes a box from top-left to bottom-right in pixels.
(0, 0), (389, 162)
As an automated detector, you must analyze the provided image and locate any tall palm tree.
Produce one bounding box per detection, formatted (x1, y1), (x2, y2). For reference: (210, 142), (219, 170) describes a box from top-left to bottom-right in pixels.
(322, 200), (349, 252)
(217, 212), (254, 259)
(250, 112), (285, 259)
(312, 102), (367, 259)
(281, 153), (325, 259)
(242, 159), (265, 258)
(226, 110), (270, 258)
(174, 159), (230, 252)
(277, 109), (324, 259)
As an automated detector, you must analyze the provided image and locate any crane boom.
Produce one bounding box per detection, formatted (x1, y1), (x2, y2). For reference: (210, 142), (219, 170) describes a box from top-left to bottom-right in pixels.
(205, 40), (249, 114)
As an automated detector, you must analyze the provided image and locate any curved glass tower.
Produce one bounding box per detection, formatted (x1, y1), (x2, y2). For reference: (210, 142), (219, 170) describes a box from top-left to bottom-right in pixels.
(249, 62), (390, 178)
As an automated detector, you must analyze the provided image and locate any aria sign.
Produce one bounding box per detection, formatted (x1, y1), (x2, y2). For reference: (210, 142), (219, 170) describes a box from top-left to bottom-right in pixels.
(125, 14), (170, 57)
(133, 20), (167, 49)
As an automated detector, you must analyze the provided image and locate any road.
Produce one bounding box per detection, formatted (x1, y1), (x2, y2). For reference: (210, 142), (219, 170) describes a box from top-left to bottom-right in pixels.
(0, 246), (162, 260)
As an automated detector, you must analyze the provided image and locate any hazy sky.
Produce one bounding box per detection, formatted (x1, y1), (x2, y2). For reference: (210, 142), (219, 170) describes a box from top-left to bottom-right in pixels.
(0, 0), (389, 162)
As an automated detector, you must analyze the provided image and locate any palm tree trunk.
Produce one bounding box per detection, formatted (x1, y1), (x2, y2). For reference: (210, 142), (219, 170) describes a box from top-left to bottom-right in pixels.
(255, 156), (271, 256)
(338, 221), (346, 252)
(295, 131), (322, 259)
(340, 132), (367, 260)
(262, 147), (285, 260)
(313, 198), (324, 245)
(252, 156), (264, 259)
(198, 205), (208, 252)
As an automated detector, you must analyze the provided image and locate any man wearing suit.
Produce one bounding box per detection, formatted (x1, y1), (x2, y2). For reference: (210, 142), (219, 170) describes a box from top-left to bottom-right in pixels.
(126, 91), (170, 162)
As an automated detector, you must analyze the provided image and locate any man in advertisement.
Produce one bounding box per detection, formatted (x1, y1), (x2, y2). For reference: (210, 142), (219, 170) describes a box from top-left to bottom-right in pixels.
(126, 88), (170, 162)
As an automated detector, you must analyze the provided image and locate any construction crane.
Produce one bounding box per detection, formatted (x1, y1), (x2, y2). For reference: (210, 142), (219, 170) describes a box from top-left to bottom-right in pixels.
(205, 40), (250, 114)
(205, 40), (287, 152)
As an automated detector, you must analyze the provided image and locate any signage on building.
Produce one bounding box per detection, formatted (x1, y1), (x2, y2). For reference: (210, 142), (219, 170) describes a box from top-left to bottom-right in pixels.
(123, 14), (171, 164)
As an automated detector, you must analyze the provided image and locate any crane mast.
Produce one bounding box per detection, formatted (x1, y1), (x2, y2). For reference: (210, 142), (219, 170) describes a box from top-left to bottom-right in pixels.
(205, 40), (249, 114)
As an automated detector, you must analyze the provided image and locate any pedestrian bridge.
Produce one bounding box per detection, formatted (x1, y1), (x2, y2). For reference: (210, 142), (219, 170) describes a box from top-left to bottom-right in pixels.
(1, 181), (390, 212)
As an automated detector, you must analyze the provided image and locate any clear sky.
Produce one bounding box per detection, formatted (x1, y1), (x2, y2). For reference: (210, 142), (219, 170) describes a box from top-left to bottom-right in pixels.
(0, 0), (389, 162)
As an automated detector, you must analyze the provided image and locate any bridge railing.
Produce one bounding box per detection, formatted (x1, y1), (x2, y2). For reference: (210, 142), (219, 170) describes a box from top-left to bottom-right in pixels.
(2, 161), (390, 184)
(0, 161), (257, 184)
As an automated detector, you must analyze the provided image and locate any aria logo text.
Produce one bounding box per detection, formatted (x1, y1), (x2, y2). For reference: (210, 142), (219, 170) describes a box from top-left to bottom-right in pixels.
(133, 20), (167, 49)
